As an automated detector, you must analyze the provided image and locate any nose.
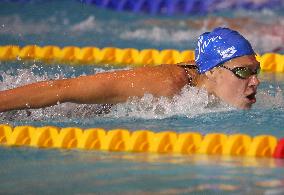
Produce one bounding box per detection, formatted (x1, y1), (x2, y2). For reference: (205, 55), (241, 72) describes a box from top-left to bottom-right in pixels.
(248, 75), (260, 87)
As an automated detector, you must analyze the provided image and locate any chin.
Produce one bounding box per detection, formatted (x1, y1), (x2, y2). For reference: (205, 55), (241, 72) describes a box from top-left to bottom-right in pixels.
(236, 103), (252, 110)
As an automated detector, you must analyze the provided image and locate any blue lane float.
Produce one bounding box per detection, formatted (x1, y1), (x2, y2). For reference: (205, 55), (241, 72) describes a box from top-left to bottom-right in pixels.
(78, 0), (283, 15)
(3, 0), (283, 15)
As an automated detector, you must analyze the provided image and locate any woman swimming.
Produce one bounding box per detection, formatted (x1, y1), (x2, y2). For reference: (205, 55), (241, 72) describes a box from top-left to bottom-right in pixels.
(0, 27), (260, 112)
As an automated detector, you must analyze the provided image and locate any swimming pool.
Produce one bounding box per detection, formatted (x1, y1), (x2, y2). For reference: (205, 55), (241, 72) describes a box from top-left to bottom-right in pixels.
(1, 0), (284, 194)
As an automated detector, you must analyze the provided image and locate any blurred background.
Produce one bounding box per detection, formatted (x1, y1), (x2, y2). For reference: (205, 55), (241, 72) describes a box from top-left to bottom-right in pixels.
(0, 0), (284, 54)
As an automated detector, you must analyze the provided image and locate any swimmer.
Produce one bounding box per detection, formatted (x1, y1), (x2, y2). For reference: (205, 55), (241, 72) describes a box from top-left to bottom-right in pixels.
(0, 27), (260, 112)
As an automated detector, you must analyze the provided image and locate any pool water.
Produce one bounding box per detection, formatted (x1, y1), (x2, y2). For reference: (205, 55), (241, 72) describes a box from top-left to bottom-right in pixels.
(1, 0), (284, 194)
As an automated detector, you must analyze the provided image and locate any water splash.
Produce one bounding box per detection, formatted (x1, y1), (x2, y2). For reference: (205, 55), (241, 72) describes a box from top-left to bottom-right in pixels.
(120, 27), (201, 44)
(108, 86), (234, 119)
(69, 16), (101, 33)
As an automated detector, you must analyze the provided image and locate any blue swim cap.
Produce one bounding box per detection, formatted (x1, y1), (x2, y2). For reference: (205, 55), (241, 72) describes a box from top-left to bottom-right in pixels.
(195, 27), (255, 74)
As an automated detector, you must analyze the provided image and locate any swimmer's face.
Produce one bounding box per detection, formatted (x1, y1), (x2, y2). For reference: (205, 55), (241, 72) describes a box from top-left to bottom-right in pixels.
(209, 55), (260, 109)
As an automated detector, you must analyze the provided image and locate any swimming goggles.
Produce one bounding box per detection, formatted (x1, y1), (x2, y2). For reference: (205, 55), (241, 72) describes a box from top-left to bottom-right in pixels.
(219, 65), (260, 79)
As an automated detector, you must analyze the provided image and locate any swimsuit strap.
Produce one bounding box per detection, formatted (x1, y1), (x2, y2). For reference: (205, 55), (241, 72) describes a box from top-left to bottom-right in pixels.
(178, 64), (198, 86)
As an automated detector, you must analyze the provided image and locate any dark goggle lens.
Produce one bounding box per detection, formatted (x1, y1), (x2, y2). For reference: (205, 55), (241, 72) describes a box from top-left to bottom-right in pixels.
(233, 67), (260, 79)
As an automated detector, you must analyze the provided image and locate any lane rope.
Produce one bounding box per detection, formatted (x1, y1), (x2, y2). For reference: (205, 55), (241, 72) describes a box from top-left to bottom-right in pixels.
(79, 0), (283, 15)
(5, 0), (281, 14)
(0, 45), (283, 72)
(0, 124), (283, 158)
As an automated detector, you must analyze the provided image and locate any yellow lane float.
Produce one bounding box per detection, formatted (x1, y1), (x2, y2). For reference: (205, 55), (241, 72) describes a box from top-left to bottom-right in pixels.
(1, 124), (284, 158)
(1, 45), (283, 72)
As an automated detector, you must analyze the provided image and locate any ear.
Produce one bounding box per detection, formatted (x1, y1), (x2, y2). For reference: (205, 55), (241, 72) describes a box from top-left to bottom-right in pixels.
(204, 69), (219, 85)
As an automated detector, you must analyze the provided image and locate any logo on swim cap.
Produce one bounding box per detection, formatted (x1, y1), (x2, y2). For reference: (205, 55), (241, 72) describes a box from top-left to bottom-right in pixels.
(195, 27), (255, 74)
(218, 46), (237, 59)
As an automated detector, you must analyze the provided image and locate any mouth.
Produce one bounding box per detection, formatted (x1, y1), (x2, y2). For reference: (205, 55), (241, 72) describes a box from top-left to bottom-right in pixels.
(246, 92), (257, 103)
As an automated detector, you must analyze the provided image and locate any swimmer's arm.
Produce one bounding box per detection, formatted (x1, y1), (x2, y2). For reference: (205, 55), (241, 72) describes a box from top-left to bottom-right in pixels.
(0, 65), (187, 112)
(0, 71), (133, 112)
(0, 80), (71, 112)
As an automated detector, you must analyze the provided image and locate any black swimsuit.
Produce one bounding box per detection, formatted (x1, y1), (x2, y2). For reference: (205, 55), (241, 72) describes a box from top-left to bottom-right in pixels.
(178, 64), (198, 86)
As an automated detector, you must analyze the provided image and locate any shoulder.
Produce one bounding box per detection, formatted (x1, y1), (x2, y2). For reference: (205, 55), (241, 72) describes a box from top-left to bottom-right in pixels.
(155, 62), (198, 91)
(123, 63), (191, 96)
(140, 62), (198, 85)
(176, 60), (196, 66)
(138, 63), (189, 82)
